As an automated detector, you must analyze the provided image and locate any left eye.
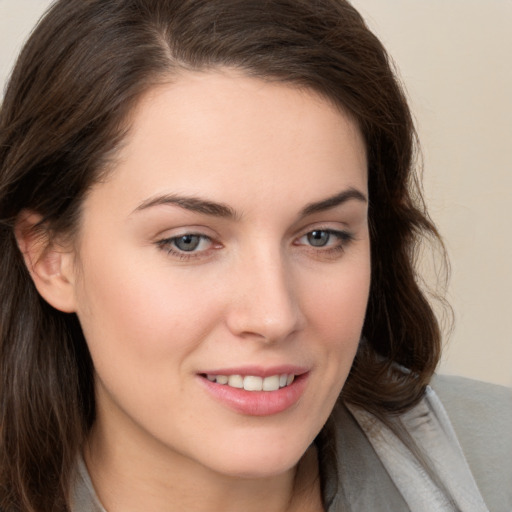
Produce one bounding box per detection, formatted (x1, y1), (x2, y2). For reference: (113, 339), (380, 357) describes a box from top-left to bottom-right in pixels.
(298, 229), (349, 248)
(305, 230), (331, 247)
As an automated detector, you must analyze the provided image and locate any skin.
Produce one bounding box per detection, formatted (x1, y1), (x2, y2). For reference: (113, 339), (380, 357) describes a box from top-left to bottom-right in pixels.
(31, 70), (371, 511)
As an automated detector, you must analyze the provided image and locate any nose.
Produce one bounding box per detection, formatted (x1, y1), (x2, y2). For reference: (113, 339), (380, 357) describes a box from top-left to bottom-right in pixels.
(225, 248), (304, 343)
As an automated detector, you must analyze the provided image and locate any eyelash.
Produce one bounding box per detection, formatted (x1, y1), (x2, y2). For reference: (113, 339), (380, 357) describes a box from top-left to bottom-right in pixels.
(156, 228), (354, 261)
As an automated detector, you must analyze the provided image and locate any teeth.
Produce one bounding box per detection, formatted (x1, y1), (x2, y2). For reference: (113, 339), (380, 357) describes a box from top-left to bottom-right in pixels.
(228, 375), (244, 388)
(244, 376), (263, 391)
(262, 375), (280, 391)
(206, 373), (296, 391)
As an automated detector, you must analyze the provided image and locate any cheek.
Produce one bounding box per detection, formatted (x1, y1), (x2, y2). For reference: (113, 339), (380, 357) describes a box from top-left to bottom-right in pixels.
(73, 249), (223, 365)
(73, 254), (227, 424)
(287, 255), (370, 437)
(307, 254), (371, 338)
(303, 251), (371, 383)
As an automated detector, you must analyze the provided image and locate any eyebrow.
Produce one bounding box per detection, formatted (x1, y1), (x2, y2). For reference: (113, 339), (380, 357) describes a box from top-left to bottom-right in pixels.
(133, 194), (239, 219)
(132, 187), (367, 219)
(299, 188), (367, 217)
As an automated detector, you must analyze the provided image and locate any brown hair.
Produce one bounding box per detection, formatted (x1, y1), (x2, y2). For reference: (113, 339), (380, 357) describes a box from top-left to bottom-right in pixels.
(0, 0), (445, 509)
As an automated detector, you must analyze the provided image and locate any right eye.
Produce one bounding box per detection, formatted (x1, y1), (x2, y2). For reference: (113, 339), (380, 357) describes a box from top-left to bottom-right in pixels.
(157, 233), (214, 259)
(171, 234), (206, 252)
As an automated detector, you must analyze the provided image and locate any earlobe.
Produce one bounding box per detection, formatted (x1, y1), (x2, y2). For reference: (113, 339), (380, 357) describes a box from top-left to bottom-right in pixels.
(15, 211), (77, 313)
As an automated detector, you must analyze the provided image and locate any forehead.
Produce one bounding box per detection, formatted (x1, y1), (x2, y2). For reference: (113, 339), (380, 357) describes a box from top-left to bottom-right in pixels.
(89, 69), (367, 215)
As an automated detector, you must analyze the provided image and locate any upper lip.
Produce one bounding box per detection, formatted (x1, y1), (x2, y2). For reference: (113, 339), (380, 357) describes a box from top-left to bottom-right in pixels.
(198, 365), (309, 378)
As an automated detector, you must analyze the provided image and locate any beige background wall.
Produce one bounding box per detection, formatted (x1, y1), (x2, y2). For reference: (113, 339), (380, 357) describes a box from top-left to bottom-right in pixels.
(1, 1), (511, 386)
(349, 0), (512, 387)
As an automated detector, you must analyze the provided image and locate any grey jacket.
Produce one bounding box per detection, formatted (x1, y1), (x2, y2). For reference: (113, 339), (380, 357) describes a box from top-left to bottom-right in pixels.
(71, 375), (512, 511)
(323, 375), (512, 511)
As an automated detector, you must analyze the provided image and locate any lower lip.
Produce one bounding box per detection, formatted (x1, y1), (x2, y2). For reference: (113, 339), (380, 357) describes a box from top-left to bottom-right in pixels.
(199, 374), (309, 416)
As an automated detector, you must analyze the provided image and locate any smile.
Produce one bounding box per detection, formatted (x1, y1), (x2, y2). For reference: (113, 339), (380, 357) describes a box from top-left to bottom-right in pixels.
(200, 371), (308, 416)
(205, 374), (295, 391)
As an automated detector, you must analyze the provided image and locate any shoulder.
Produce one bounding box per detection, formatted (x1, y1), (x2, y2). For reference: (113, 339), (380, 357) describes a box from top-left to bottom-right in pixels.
(430, 374), (512, 511)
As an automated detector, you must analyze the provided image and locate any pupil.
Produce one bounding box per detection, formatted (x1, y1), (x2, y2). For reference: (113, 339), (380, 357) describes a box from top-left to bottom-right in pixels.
(175, 235), (200, 251)
(308, 230), (329, 247)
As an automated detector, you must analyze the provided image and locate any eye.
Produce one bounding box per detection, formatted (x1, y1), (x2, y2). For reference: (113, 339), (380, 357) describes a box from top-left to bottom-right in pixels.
(298, 229), (352, 249)
(172, 234), (205, 252)
(306, 230), (332, 247)
(157, 233), (215, 259)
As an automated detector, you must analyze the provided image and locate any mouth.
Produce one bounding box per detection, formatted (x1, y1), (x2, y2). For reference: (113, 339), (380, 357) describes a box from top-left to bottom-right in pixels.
(198, 369), (309, 416)
(202, 373), (295, 391)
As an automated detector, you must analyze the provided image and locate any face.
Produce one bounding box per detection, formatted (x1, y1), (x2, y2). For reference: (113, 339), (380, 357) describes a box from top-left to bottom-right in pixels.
(70, 70), (370, 480)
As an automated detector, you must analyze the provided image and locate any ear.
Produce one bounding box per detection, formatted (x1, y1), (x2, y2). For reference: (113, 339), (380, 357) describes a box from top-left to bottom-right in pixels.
(15, 211), (77, 313)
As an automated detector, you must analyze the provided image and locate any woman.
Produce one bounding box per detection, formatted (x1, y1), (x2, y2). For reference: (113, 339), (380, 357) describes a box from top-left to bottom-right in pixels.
(0, 1), (510, 511)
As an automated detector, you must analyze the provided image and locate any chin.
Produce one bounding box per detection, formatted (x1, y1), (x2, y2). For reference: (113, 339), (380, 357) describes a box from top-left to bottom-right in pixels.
(195, 430), (316, 480)
(210, 455), (302, 480)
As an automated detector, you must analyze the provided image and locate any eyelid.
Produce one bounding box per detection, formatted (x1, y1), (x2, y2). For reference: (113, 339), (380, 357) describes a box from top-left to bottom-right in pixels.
(294, 220), (352, 239)
(152, 223), (218, 240)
